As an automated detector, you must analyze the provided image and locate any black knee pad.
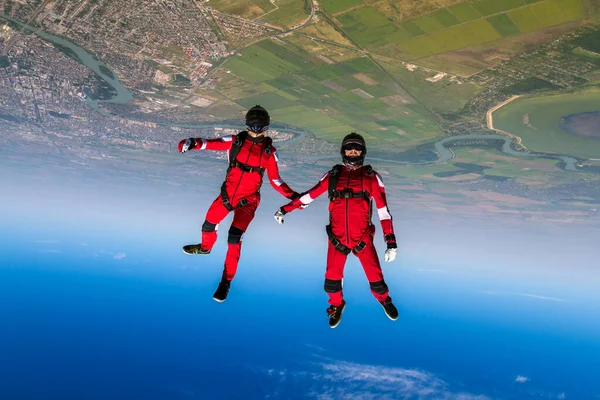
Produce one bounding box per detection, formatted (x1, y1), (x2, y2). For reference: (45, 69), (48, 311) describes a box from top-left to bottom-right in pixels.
(369, 280), (388, 295)
(227, 226), (244, 244)
(202, 220), (217, 232)
(324, 279), (342, 293)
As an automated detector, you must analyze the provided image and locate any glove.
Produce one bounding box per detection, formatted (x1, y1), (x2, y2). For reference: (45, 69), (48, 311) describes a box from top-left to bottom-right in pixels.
(290, 192), (300, 200)
(274, 207), (286, 224)
(178, 138), (197, 153)
(384, 242), (397, 263)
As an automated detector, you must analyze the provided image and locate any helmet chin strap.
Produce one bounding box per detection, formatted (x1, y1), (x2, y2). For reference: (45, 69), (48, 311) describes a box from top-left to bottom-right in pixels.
(343, 157), (363, 169)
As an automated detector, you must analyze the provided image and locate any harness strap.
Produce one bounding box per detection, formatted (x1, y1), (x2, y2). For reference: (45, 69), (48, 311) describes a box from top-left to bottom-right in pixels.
(325, 225), (367, 255)
(329, 189), (370, 201)
(230, 159), (265, 174)
(220, 182), (248, 212)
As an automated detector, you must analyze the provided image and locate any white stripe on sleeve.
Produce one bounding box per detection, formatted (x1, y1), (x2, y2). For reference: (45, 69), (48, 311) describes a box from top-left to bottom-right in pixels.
(272, 178), (283, 187)
(274, 151), (279, 162)
(222, 135), (233, 142)
(376, 173), (385, 188)
(200, 140), (207, 150)
(300, 193), (314, 205)
(377, 206), (392, 221)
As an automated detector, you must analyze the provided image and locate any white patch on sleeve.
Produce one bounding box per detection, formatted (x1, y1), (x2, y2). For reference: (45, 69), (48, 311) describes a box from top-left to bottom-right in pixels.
(273, 151), (279, 162)
(221, 135), (233, 142)
(377, 206), (392, 221)
(200, 140), (207, 150)
(272, 178), (283, 187)
(300, 193), (314, 205)
(319, 172), (329, 182)
(376, 173), (385, 188)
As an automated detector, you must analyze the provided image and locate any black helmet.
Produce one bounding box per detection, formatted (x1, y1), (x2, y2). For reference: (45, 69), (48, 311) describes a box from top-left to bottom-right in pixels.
(245, 105), (270, 133)
(341, 132), (366, 168)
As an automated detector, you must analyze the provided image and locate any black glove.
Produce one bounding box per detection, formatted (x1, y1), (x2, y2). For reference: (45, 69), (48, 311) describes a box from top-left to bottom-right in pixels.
(290, 192), (301, 200)
(178, 138), (197, 153)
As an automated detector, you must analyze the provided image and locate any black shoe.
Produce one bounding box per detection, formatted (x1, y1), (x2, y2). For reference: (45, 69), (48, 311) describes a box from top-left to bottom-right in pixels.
(326, 301), (346, 328)
(212, 279), (230, 303)
(380, 298), (398, 321)
(182, 244), (211, 255)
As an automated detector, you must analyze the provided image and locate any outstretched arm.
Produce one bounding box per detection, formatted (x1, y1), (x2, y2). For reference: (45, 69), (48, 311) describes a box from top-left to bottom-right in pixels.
(274, 171), (330, 224)
(178, 135), (235, 153)
(266, 150), (299, 200)
(371, 172), (397, 262)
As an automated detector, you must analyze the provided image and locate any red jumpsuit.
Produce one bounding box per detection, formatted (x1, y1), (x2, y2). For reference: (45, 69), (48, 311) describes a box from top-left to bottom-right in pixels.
(282, 165), (396, 306)
(186, 133), (297, 281)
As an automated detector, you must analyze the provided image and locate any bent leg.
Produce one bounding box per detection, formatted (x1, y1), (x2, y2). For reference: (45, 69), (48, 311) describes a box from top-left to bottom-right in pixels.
(325, 241), (348, 306)
(222, 198), (258, 281)
(201, 195), (230, 251)
(356, 239), (391, 303)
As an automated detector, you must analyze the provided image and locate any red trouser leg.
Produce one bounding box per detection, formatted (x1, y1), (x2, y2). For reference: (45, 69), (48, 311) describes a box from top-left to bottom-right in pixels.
(324, 241), (348, 307)
(201, 195), (231, 251)
(356, 238), (390, 303)
(222, 197), (258, 281)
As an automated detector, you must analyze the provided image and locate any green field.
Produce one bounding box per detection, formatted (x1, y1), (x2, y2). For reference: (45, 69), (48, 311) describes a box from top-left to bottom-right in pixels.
(470, 0), (526, 16)
(507, 7), (543, 32)
(487, 14), (521, 36)
(337, 6), (412, 47)
(401, 20), (426, 36)
(431, 8), (461, 27)
(216, 37), (445, 152)
(447, 3), (482, 22)
(319, 0), (362, 14)
(413, 14), (444, 33)
(258, 0), (310, 28)
(493, 87), (600, 159)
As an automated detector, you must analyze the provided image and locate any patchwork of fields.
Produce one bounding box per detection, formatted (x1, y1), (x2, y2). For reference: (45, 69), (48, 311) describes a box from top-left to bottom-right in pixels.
(199, 0), (600, 173)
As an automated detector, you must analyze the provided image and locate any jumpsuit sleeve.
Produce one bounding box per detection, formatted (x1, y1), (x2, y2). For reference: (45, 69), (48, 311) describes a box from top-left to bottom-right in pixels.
(192, 134), (235, 151)
(265, 149), (297, 199)
(281, 171), (330, 214)
(371, 172), (396, 245)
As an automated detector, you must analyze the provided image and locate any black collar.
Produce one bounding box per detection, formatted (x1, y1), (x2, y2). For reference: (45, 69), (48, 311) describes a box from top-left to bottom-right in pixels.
(245, 131), (266, 143)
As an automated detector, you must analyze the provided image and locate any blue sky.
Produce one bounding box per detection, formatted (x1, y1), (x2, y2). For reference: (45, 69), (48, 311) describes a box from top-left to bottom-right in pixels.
(2, 145), (600, 399)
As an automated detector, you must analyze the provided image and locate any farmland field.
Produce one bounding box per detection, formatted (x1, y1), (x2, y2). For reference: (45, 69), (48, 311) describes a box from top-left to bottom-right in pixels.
(447, 3), (482, 22)
(319, 0), (362, 14)
(205, 0), (275, 19)
(487, 14), (521, 36)
(493, 87), (600, 159)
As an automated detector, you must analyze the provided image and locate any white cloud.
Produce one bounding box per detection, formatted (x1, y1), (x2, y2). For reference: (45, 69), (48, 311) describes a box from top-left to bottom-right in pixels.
(478, 291), (567, 302)
(516, 375), (530, 383)
(263, 358), (490, 400)
(113, 252), (126, 260)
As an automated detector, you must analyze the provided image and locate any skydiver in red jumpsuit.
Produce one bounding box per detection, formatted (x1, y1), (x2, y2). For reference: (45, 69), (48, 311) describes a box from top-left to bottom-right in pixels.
(178, 105), (299, 302)
(274, 133), (398, 328)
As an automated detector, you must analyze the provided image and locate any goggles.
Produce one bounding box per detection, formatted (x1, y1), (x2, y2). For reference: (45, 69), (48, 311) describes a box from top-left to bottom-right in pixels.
(343, 143), (364, 151)
(247, 124), (269, 133)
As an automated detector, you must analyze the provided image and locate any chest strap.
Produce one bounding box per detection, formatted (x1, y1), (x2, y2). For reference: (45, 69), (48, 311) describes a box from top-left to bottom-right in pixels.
(329, 189), (370, 201)
(230, 159), (265, 175)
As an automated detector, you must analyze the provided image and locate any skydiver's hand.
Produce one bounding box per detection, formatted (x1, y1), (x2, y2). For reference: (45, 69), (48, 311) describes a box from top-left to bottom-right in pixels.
(384, 242), (397, 263)
(292, 192), (309, 209)
(178, 138), (197, 153)
(274, 208), (286, 224)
